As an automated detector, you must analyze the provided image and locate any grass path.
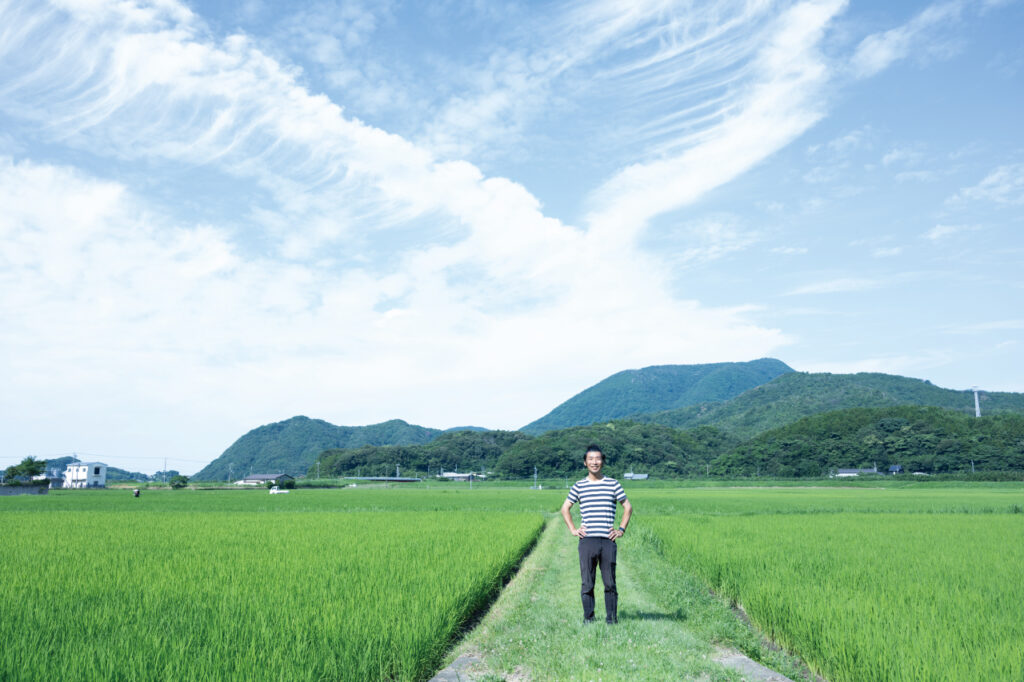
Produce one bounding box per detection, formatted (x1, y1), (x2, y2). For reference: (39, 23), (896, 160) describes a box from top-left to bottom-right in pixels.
(441, 517), (811, 681)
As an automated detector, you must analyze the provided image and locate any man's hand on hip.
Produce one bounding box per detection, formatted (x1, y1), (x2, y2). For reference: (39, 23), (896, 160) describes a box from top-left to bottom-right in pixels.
(573, 526), (588, 538)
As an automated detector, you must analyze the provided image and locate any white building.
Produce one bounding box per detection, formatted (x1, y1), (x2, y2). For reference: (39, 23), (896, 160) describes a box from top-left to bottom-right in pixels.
(64, 462), (107, 488)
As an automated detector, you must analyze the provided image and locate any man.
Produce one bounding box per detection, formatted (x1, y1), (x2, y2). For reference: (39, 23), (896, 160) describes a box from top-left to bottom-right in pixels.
(560, 444), (633, 624)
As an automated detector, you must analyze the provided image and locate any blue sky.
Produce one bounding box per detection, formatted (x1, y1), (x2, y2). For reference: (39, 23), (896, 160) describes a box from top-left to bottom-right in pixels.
(1, 0), (1022, 476)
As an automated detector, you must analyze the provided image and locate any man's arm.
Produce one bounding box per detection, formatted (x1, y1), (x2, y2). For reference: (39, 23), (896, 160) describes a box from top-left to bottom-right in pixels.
(560, 499), (586, 537)
(608, 498), (633, 541)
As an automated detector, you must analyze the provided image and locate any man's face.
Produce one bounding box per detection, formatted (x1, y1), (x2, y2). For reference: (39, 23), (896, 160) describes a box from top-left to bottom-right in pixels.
(585, 451), (603, 475)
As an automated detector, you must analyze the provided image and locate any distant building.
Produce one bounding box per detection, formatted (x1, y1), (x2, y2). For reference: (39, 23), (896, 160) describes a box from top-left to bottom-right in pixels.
(623, 472), (649, 480)
(888, 465), (904, 475)
(64, 462), (107, 488)
(238, 473), (294, 486)
(835, 466), (880, 478)
(438, 472), (485, 481)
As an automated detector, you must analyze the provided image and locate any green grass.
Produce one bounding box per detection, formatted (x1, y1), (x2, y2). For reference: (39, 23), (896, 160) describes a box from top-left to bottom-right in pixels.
(6, 483), (1024, 680)
(1, 501), (543, 681)
(448, 519), (810, 681)
(645, 511), (1024, 681)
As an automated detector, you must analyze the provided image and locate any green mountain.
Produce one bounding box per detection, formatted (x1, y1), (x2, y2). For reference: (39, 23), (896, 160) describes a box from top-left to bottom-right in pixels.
(316, 429), (531, 478)
(194, 416), (445, 480)
(521, 358), (793, 435)
(714, 406), (1024, 477)
(629, 372), (1024, 439)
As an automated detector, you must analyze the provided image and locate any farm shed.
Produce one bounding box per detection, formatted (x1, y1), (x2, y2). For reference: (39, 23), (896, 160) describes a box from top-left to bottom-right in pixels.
(624, 473), (649, 480)
(889, 465), (904, 475)
(238, 473), (294, 486)
(63, 462), (107, 488)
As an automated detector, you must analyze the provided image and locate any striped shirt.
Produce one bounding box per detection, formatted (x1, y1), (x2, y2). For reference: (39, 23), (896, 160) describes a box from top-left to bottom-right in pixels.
(566, 477), (627, 536)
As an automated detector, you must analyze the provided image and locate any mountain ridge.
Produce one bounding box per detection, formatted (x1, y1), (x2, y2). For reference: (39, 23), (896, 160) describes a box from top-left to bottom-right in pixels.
(521, 358), (794, 434)
(627, 371), (1024, 438)
(194, 416), (450, 480)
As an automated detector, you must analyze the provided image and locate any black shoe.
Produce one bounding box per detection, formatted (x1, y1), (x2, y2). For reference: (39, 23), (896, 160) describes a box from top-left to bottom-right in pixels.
(583, 618), (596, 625)
(606, 618), (618, 625)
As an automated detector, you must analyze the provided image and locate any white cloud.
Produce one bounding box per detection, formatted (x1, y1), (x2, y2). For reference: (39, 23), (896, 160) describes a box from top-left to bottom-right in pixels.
(588, 0), (848, 243)
(923, 223), (981, 239)
(0, 155), (794, 468)
(786, 277), (880, 295)
(895, 170), (939, 183)
(771, 246), (809, 255)
(882, 146), (922, 165)
(872, 247), (902, 257)
(808, 126), (872, 157)
(950, 163), (1024, 205)
(0, 0), (806, 469)
(652, 216), (759, 265)
(850, 1), (965, 79)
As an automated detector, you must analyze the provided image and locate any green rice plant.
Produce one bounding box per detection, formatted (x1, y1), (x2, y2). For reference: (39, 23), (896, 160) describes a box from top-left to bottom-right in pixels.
(646, 513), (1024, 681)
(628, 485), (1024, 516)
(0, 510), (543, 681)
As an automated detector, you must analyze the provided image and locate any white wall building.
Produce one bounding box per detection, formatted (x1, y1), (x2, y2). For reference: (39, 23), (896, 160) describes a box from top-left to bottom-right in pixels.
(64, 462), (107, 488)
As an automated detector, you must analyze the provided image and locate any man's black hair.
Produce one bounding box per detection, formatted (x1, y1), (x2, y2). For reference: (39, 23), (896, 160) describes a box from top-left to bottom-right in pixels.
(584, 444), (604, 463)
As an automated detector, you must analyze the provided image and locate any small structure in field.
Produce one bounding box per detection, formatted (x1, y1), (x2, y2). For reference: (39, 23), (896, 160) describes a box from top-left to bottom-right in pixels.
(344, 476), (422, 483)
(438, 471), (485, 481)
(237, 473), (294, 486)
(835, 466), (881, 478)
(64, 462), (107, 488)
(888, 465), (904, 475)
(623, 472), (649, 480)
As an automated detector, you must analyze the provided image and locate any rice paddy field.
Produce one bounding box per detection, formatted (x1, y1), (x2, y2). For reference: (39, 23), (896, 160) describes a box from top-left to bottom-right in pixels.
(3, 482), (1024, 681)
(0, 489), (547, 681)
(636, 485), (1024, 681)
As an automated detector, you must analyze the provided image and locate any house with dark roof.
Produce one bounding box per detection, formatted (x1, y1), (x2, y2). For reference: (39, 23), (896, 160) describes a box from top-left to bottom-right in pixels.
(237, 473), (294, 486)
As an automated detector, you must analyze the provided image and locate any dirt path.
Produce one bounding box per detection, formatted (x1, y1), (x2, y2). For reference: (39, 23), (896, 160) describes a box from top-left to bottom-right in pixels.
(432, 517), (805, 681)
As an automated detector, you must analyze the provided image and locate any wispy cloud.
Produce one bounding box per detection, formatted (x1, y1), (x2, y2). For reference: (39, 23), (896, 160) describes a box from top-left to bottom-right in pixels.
(771, 246), (809, 255)
(949, 163), (1024, 205)
(873, 247), (902, 257)
(808, 125), (872, 156)
(588, 0), (848, 242)
(923, 223), (981, 239)
(882, 146), (923, 165)
(0, 0), (799, 450)
(849, 1), (966, 78)
(786, 277), (880, 295)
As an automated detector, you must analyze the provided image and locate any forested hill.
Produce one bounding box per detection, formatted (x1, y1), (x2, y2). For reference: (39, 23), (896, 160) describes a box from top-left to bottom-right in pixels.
(714, 406), (1024, 477)
(521, 358), (793, 435)
(194, 416), (446, 480)
(629, 372), (1024, 439)
(312, 422), (736, 480)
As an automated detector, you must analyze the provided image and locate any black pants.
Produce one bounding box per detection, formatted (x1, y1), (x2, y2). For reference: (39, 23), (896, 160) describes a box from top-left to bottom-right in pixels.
(578, 537), (617, 623)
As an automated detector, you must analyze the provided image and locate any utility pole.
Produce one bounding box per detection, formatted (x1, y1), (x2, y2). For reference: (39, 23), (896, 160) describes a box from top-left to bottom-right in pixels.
(534, 466), (538, 490)
(164, 458), (167, 483)
(973, 386), (981, 418)
(396, 463), (400, 478)
(317, 461), (320, 480)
